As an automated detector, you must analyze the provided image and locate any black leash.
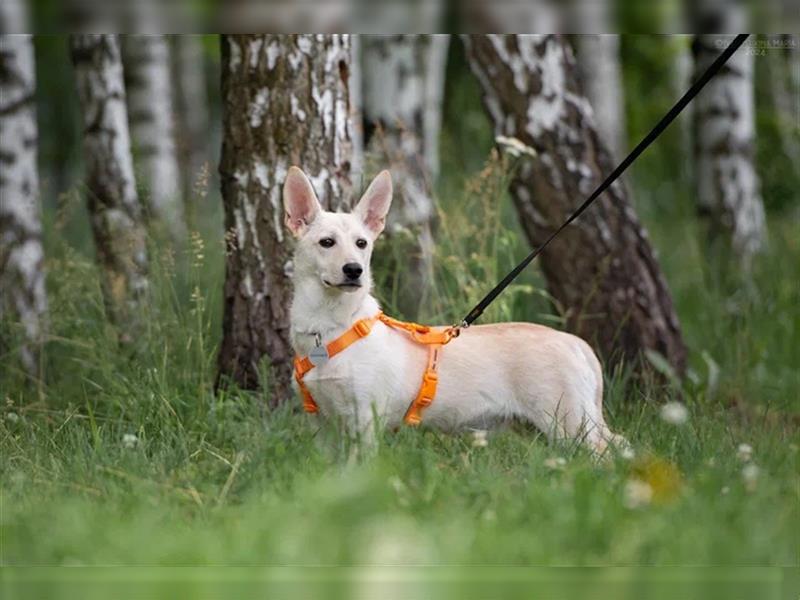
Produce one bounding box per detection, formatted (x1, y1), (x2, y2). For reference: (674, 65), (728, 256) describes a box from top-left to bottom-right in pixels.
(460, 33), (749, 327)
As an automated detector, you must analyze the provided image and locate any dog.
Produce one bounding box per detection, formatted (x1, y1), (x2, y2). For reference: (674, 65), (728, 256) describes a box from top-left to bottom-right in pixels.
(284, 166), (625, 454)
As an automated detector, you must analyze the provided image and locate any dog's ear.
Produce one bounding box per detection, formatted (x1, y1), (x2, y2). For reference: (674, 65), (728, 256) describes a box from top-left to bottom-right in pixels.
(284, 167), (322, 237)
(353, 171), (392, 238)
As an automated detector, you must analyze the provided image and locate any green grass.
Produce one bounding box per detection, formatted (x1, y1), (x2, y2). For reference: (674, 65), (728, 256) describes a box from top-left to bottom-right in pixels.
(2, 146), (798, 583)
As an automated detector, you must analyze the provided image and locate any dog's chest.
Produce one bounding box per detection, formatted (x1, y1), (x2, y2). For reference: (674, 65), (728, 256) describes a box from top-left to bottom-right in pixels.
(300, 324), (425, 420)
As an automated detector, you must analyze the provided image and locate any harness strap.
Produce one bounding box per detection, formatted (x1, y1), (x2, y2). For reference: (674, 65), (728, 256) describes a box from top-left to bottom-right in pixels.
(294, 312), (459, 425)
(293, 313), (382, 414)
(403, 345), (442, 425)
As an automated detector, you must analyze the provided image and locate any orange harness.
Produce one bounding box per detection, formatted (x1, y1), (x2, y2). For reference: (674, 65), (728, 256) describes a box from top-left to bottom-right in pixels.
(293, 312), (459, 425)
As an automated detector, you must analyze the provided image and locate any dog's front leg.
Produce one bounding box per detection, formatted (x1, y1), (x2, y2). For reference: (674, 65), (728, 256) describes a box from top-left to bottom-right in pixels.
(345, 401), (381, 463)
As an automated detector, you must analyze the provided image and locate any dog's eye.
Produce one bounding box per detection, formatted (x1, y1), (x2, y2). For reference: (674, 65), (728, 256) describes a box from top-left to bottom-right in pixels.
(319, 237), (335, 248)
(356, 239), (368, 249)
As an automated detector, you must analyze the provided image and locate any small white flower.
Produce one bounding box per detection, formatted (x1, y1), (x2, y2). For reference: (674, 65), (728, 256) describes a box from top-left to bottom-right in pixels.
(471, 430), (488, 448)
(659, 401), (689, 425)
(721, 486), (730, 495)
(543, 457), (567, 470)
(495, 135), (537, 158)
(624, 479), (653, 509)
(736, 443), (753, 462)
(122, 433), (139, 449)
(482, 508), (497, 522)
(741, 464), (760, 492)
(619, 445), (636, 461)
(6, 412), (19, 423)
(388, 476), (405, 494)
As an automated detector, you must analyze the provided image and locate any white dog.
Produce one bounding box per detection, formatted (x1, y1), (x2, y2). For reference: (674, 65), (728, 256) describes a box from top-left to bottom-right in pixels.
(284, 166), (625, 453)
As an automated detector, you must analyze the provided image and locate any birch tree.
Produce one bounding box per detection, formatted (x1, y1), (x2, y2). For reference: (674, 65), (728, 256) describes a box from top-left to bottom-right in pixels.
(691, 5), (766, 264)
(70, 34), (149, 340)
(0, 28), (47, 376)
(217, 35), (354, 402)
(463, 34), (687, 375)
(361, 34), (449, 316)
(121, 34), (185, 239)
(572, 25), (626, 157)
(763, 34), (800, 167)
(170, 34), (210, 209)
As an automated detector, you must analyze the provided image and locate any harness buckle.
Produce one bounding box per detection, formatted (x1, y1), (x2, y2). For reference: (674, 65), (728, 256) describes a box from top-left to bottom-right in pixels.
(353, 319), (372, 338)
(416, 370), (438, 407)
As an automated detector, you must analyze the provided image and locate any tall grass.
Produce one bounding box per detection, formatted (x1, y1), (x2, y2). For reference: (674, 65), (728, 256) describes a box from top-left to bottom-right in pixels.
(1, 142), (797, 579)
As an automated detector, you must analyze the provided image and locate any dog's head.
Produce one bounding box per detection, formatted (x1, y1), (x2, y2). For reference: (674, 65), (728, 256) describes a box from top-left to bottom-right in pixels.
(283, 166), (392, 293)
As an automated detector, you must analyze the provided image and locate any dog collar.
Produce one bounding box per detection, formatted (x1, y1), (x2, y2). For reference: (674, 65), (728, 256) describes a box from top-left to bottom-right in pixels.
(293, 312), (460, 426)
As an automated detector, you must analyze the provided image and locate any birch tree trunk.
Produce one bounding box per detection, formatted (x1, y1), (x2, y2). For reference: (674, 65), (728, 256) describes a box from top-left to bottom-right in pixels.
(0, 31), (47, 376)
(573, 33), (626, 157)
(170, 34), (210, 212)
(361, 35), (449, 316)
(670, 35), (694, 173)
(70, 34), (149, 340)
(217, 35), (354, 402)
(692, 19), (766, 264)
(121, 34), (185, 239)
(764, 34), (800, 167)
(463, 34), (687, 376)
(349, 34), (364, 175)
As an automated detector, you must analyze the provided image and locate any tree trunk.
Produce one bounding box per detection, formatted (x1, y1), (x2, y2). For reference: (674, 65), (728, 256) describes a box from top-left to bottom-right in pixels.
(170, 34), (210, 215)
(463, 34), (687, 376)
(121, 34), (185, 239)
(0, 31), (47, 377)
(691, 20), (766, 264)
(573, 33), (626, 158)
(764, 34), (800, 167)
(217, 35), (354, 403)
(670, 34), (694, 175)
(70, 34), (149, 340)
(361, 34), (449, 317)
(349, 34), (364, 175)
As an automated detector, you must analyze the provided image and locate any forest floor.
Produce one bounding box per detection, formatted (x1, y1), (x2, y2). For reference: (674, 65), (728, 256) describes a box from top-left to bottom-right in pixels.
(1, 155), (798, 598)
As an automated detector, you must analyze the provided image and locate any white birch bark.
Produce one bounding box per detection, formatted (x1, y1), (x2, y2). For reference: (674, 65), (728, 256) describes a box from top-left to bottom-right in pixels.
(0, 29), (47, 375)
(217, 35), (354, 399)
(170, 34), (210, 208)
(70, 34), (149, 338)
(575, 33), (625, 158)
(349, 34), (364, 174)
(573, 32), (626, 157)
(121, 34), (185, 239)
(361, 34), (449, 315)
(693, 27), (766, 262)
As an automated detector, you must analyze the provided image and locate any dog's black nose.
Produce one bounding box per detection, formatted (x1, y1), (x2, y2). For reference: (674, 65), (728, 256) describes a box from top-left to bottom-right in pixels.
(342, 263), (363, 280)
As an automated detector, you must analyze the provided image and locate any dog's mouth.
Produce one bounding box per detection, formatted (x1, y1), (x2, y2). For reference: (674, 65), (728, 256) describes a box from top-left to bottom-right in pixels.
(323, 279), (362, 291)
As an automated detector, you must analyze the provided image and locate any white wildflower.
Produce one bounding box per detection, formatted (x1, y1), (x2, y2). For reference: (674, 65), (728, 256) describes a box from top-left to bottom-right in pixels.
(623, 479), (653, 509)
(122, 433), (139, 449)
(472, 430), (488, 448)
(495, 135), (537, 158)
(736, 443), (753, 462)
(619, 445), (636, 461)
(543, 457), (567, 470)
(6, 412), (19, 423)
(741, 464), (760, 492)
(659, 401), (689, 425)
(388, 476), (404, 494)
(721, 486), (730, 495)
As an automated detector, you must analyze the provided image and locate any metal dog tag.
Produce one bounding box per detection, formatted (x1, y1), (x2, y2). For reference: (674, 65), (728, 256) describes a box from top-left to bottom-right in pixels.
(309, 340), (329, 367)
